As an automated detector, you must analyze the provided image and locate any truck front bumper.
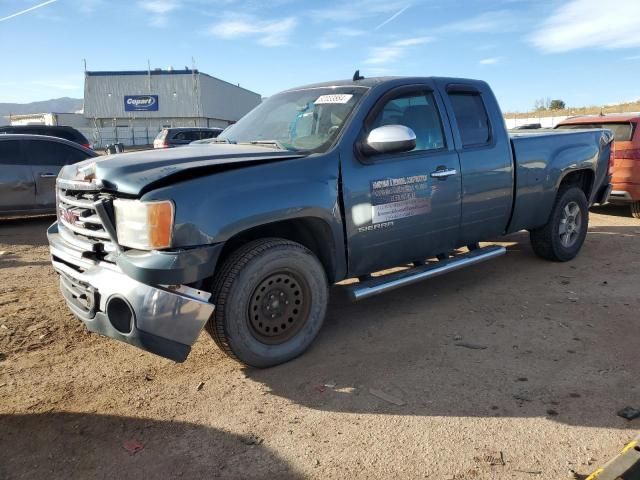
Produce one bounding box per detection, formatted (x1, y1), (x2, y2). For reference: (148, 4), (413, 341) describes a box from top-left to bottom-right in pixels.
(48, 223), (215, 362)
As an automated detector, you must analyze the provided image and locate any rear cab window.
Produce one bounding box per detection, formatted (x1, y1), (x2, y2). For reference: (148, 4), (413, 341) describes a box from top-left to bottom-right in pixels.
(447, 90), (492, 147)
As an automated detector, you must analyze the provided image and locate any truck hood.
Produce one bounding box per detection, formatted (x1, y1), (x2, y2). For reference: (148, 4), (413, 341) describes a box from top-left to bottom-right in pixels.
(59, 144), (307, 196)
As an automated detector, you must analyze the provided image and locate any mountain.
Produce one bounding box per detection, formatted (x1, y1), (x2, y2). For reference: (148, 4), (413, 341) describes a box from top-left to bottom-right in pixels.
(0, 97), (84, 125)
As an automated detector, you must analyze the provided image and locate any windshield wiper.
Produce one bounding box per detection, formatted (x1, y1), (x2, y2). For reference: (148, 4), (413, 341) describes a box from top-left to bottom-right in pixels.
(244, 140), (289, 151)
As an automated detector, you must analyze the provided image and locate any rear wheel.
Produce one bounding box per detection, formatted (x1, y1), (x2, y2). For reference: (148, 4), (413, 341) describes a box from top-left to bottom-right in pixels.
(529, 186), (589, 262)
(208, 238), (328, 368)
(631, 201), (640, 219)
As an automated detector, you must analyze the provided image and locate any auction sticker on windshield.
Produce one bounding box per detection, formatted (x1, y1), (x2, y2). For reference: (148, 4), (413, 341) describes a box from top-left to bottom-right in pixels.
(315, 94), (353, 104)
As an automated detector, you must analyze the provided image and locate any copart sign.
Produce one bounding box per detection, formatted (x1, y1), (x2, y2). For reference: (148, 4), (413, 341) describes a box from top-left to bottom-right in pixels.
(124, 95), (159, 112)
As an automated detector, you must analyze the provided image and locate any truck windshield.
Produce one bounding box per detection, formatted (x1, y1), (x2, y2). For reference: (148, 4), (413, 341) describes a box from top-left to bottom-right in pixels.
(218, 87), (366, 152)
(556, 122), (634, 141)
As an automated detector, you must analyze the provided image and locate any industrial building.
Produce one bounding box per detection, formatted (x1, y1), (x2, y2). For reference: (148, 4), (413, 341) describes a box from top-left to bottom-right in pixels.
(81, 68), (261, 146)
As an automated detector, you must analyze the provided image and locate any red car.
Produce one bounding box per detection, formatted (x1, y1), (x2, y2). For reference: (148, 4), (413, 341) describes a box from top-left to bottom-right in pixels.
(556, 114), (640, 218)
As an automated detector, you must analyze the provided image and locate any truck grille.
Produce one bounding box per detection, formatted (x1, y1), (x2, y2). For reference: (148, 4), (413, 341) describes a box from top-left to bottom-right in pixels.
(57, 186), (117, 253)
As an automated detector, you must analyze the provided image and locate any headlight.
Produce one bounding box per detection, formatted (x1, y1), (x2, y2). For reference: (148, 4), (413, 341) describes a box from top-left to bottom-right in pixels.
(113, 199), (174, 250)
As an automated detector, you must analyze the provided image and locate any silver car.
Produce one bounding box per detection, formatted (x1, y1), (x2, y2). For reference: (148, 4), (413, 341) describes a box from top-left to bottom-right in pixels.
(0, 134), (96, 217)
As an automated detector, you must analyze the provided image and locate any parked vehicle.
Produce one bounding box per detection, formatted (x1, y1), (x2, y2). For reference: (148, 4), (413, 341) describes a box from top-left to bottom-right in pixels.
(153, 127), (224, 148)
(47, 76), (612, 367)
(512, 123), (542, 130)
(555, 114), (640, 218)
(0, 135), (97, 218)
(0, 125), (91, 149)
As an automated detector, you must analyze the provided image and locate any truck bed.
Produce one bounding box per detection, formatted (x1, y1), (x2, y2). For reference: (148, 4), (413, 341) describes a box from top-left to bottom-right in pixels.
(507, 128), (612, 233)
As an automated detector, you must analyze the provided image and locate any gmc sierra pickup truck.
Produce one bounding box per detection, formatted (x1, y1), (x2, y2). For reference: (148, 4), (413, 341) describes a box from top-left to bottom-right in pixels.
(48, 76), (613, 367)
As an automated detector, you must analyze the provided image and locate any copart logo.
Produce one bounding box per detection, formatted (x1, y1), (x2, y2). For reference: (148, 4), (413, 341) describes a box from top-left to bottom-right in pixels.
(126, 96), (155, 107)
(124, 95), (159, 111)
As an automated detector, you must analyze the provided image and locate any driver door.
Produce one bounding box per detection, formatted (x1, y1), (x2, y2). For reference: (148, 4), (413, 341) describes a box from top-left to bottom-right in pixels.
(341, 84), (462, 276)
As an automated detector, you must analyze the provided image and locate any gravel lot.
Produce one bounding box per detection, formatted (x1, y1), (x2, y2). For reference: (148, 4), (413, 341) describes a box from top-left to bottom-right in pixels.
(1, 207), (638, 479)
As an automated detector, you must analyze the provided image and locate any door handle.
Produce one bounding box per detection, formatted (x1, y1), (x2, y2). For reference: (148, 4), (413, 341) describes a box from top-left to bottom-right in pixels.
(40, 173), (58, 178)
(430, 168), (457, 179)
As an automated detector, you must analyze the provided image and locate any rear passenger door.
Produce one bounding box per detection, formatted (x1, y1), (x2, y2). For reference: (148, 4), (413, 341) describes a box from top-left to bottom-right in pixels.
(25, 139), (91, 209)
(441, 83), (513, 244)
(0, 140), (35, 214)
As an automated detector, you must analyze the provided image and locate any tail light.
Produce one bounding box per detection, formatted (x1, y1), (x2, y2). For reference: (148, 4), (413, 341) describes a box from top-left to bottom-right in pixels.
(82, 143), (91, 149)
(608, 142), (615, 176)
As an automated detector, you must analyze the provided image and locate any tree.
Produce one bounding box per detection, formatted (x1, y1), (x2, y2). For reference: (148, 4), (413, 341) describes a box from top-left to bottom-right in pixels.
(549, 99), (566, 110)
(533, 98), (547, 111)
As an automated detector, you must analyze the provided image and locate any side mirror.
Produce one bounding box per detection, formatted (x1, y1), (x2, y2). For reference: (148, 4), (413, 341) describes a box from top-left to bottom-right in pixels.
(364, 125), (416, 155)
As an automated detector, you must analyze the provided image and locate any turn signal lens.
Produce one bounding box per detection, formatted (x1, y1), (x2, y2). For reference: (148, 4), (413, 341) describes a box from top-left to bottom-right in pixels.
(114, 199), (174, 250)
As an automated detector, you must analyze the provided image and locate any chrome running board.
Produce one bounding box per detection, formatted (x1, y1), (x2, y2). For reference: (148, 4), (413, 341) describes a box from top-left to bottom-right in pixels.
(346, 246), (506, 301)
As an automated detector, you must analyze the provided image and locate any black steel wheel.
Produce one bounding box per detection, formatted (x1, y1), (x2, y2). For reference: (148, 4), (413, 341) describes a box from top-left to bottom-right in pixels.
(247, 271), (311, 345)
(208, 238), (328, 368)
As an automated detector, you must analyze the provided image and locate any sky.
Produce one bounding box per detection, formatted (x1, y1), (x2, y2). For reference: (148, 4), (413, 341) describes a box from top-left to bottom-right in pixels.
(1, 0), (640, 112)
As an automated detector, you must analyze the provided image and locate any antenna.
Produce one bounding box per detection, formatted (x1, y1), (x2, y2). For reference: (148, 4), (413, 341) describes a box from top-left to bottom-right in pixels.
(353, 69), (365, 81)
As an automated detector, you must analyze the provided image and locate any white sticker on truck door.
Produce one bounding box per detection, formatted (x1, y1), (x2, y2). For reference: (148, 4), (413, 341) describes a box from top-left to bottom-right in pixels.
(370, 175), (431, 223)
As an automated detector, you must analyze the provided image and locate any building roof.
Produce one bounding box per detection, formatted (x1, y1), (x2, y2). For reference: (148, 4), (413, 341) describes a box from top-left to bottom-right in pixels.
(85, 69), (260, 96)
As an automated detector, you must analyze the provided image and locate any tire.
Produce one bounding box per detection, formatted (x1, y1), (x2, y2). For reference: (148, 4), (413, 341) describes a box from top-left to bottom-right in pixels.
(207, 238), (328, 368)
(631, 201), (640, 219)
(529, 186), (589, 262)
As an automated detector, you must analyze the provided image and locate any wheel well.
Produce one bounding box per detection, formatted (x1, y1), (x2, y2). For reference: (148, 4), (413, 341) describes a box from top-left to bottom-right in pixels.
(216, 218), (338, 283)
(559, 170), (594, 199)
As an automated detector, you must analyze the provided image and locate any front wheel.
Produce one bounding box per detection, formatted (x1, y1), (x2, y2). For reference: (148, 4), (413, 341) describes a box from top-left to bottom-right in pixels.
(529, 186), (589, 262)
(208, 238), (328, 368)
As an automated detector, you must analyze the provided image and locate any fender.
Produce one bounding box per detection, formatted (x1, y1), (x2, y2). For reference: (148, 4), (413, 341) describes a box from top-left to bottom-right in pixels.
(141, 152), (347, 281)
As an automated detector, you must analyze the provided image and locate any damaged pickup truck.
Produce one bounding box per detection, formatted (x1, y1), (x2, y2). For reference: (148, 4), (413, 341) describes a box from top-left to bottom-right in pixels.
(48, 76), (613, 367)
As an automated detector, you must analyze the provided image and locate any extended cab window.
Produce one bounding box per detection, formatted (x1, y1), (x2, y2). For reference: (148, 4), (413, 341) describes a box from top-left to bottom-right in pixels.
(371, 92), (445, 152)
(448, 92), (491, 147)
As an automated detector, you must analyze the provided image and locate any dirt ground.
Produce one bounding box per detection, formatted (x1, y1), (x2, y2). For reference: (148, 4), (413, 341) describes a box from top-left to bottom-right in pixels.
(0, 207), (638, 480)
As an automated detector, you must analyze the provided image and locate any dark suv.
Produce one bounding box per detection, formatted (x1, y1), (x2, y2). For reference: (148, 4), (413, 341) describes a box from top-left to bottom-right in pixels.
(153, 127), (223, 148)
(0, 134), (96, 217)
(0, 125), (91, 149)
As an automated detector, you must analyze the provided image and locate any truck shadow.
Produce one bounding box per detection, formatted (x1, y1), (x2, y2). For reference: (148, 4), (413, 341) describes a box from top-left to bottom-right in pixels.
(591, 204), (636, 219)
(0, 412), (301, 480)
(245, 226), (640, 430)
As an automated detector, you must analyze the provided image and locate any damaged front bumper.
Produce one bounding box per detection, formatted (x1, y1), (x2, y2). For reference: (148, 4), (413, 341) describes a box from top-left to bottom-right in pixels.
(48, 222), (215, 362)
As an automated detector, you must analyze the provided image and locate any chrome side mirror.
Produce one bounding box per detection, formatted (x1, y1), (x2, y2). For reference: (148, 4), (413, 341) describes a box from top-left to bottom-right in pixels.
(364, 125), (416, 155)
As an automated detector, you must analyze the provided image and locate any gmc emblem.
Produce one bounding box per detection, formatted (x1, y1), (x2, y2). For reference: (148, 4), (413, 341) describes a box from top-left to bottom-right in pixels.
(60, 207), (78, 225)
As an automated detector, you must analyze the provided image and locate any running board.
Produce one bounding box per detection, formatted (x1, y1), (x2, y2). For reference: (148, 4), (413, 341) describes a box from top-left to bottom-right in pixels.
(346, 246), (506, 301)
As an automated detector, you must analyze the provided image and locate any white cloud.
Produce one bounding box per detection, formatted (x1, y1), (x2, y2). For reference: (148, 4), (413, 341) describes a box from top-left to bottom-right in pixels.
(438, 10), (517, 33)
(139, 0), (180, 14)
(365, 36), (433, 64)
(393, 36), (432, 47)
(318, 41), (339, 50)
(310, 0), (409, 23)
(624, 55), (640, 61)
(138, 0), (180, 26)
(530, 0), (640, 53)
(209, 15), (297, 46)
(479, 56), (503, 65)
